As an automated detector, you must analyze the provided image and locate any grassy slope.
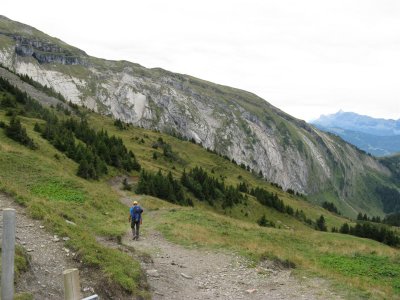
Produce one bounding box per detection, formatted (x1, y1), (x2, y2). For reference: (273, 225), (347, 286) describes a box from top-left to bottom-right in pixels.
(0, 100), (399, 298)
(0, 112), (148, 297)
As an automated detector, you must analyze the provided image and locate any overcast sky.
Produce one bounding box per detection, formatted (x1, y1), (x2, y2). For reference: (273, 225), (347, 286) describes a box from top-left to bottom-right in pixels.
(2, 0), (400, 121)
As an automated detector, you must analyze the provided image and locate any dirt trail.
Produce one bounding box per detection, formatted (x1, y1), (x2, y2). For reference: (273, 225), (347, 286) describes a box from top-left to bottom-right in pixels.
(111, 177), (343, 300)
(0, 193), (97, 299)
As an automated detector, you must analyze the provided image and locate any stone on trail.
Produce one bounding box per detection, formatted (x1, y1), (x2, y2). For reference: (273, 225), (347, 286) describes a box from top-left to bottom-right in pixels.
(146, 269), (160, 277)
(180, 273), (193, 279)
(246, 289), (257, 294)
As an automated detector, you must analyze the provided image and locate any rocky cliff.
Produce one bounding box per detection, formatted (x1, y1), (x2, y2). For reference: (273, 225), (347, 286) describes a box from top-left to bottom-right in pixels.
(0, 15), (393, 217)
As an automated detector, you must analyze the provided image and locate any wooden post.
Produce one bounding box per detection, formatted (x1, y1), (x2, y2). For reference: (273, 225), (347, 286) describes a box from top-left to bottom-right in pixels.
(1, 208), (16, 300)
(63, 268), (81, 300)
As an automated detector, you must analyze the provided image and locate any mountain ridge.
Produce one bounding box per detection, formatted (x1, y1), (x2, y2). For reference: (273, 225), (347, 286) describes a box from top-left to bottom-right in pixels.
(312, 110), (400, 136)
(311, 111), (400, 156)
(0, 15), (396, 217)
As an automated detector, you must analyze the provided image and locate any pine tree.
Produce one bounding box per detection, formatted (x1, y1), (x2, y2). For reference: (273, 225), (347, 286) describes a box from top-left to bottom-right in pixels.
(316, 215), (327, 231)
(5, 117), (37, 149)
(257, 214), (268, 227)
(340, 223), (350, 234)
(77, 159), (90, 179)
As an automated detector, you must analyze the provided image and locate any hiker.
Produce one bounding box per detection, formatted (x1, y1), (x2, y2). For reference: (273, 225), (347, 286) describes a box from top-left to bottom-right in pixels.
(129, 200), (143, 240)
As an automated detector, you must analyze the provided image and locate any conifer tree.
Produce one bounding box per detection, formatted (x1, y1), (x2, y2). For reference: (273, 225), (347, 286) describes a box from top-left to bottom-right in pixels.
(316, 215), (327, 231)
(5, 117), (37, 149)
(340, 223), (350, 234)
(77, 159), (90, 179)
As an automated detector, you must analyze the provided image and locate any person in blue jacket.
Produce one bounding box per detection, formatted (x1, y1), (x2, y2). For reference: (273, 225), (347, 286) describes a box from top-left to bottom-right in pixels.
(129, 200), (144, 240)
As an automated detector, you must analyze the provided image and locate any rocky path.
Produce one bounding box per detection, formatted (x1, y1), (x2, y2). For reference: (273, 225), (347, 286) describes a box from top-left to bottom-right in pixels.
(0, 193), (96, 299)
(112, 177), (344, 300)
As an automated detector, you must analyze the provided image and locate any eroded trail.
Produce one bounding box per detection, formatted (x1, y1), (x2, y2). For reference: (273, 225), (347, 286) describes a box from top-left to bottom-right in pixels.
(111, 177), (343, 300)
(0, 193), (96, 300)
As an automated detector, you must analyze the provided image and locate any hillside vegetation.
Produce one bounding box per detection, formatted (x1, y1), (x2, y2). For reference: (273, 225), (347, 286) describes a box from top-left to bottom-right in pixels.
(0, 77), (399, 299)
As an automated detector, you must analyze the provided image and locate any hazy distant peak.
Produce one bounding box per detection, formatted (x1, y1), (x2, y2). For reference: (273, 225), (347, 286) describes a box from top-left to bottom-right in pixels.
(311, 111), (400, 136)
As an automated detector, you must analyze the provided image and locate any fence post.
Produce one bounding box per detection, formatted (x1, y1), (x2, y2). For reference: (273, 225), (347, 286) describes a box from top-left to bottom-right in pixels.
(63, 268), (81, 300)
(1, 208), (16, 300)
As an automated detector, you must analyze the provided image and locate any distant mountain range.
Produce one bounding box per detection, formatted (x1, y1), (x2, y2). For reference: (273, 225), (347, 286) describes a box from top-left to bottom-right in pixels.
(311, 111), (400, 156)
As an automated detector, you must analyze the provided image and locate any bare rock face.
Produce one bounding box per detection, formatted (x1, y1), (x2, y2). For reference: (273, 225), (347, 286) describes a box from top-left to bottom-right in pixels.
(0, 15), (391, 216)
(5, 33), (87, 65)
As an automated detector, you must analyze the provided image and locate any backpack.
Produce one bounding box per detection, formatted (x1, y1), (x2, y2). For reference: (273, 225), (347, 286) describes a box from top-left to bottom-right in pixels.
(131, 206), (142, 222)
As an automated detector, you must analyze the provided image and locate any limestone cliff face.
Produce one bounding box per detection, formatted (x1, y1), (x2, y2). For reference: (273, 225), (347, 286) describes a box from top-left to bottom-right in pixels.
(0, 15), (391, 216)
(1, 33), (86, 65)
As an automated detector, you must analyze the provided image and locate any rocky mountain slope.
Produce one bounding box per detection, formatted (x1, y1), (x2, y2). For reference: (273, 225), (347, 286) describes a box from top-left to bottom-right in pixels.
(311, 111), (400, 156)
(0, 15), (395, 216)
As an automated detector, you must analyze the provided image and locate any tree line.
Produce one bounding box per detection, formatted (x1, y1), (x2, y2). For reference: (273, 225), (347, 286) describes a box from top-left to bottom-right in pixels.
(383, 212), (400, 227)
(356, 211), (400, 228)
(136, 169), (192, 206)
(335, 221), (399, 247)
(136, 165), (317, 227)
(0, 116), (37, 149)
(357, 212), (382, 223)
(181, 166), (244, 208)
(0, 76), (51, 149)
(37, 117), (141, 179)
(322, 201), (341, 215)
(375, 185), (400, 214)
(0, 76), (53, 120)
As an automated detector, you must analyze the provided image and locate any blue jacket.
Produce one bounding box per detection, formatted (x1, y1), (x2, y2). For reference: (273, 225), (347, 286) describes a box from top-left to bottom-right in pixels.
(130, 205), (143, 222)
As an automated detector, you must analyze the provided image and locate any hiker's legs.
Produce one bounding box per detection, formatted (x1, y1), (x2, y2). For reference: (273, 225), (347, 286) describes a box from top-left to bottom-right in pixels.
(135, 221), (140, 239)
(131, 223), (136, 239)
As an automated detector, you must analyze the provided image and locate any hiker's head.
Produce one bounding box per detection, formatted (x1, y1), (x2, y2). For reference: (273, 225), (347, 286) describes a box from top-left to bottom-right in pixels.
(133, 200), (138, 206)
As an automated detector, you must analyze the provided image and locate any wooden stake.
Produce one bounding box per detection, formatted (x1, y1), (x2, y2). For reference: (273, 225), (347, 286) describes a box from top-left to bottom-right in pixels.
(63, 268), (81, 300)
(1, 208), (16, 300)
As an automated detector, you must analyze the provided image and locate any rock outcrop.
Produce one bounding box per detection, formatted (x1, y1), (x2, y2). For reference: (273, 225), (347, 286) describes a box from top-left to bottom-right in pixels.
(9, 34), (86, 65)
